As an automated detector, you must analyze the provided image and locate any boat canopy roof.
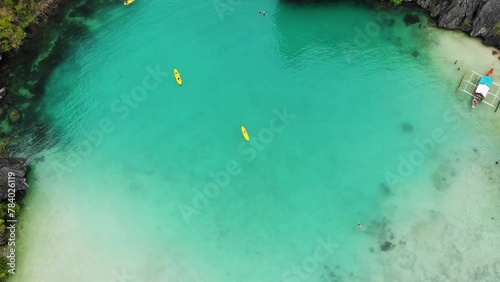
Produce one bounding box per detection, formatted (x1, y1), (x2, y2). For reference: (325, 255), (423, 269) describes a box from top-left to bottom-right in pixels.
(456, 70), (500, 110)
(479, 75), (493, 87)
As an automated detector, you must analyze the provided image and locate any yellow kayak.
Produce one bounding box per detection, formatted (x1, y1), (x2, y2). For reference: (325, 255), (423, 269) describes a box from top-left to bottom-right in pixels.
(124, 0), (135, 6)
(174, 69), (182, 85)
(241, 126), (250, 142)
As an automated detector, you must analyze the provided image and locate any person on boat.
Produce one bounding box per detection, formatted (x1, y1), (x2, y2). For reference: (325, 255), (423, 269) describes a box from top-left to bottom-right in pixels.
(472, 94), (483, 107)
(356, 221), (365, 231)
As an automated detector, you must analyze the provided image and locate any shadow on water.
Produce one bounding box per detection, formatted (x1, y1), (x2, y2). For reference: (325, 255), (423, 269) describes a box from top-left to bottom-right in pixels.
(0, 0), (119, 159)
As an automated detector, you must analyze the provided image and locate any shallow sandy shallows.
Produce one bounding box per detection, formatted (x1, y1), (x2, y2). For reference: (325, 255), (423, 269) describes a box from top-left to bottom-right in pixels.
(430, 29), (500, 79)
(362, 29), (500, 282)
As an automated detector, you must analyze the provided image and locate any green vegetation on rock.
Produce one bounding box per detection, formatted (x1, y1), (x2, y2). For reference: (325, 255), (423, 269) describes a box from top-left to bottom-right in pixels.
(7, 108), (20, 123)
(0, 256), (9, 281)
(496, 21), (500, 35)
(392, 0), (404, 6)
(463, 18), (471, 27)
(0, 0), (57, 54)
(0, 0), (36, 53)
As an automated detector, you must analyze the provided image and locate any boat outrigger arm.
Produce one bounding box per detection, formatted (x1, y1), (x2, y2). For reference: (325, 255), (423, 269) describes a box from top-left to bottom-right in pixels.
(456, 68), (500, 111)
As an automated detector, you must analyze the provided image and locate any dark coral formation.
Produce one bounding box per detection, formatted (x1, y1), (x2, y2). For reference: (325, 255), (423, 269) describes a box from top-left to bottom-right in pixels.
(403, 13), (420, 26)
(380, 241), (395, 251)
(431, 163), (457, 191)
(401, 122), (414, 132)
(380, 182), (393, 196)
(369, 217), (400, 253)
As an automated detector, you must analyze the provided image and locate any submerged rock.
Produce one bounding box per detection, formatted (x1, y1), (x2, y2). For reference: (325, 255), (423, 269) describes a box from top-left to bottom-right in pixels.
(432, 170), (450, 191)
(401, 122), (414, 132)
(411, 50), (420, 57)
(380, 241), (395, 251)
(380, 182), (392, 196)
(0, 158), (28, 199)
(403, 13), (420, 26)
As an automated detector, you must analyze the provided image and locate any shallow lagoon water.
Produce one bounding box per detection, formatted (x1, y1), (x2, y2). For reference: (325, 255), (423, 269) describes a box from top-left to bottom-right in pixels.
(13, 1), (500, 281)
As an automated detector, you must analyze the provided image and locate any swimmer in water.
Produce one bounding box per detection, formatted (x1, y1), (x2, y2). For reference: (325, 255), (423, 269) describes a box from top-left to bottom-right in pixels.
(356, 221), (365, 231)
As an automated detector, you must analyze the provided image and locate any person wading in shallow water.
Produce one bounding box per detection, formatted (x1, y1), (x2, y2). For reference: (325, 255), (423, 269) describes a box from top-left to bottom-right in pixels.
(356, 221), (365, 231)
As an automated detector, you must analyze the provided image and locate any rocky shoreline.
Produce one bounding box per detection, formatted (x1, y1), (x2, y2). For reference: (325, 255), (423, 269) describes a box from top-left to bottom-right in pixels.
(400, 0), (500, 48)
(0, 158), (28, 200)
(284, 0), (500, 49)
(0, 158), (27, 281)
(0, 1), (94, 280)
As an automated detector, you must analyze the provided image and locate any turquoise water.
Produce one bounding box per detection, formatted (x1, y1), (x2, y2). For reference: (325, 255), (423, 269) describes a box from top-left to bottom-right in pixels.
(12, 1), (500, 282)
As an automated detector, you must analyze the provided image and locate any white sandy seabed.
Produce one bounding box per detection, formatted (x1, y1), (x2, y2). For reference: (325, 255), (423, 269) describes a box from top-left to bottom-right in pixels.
(361, 28), (500, 282)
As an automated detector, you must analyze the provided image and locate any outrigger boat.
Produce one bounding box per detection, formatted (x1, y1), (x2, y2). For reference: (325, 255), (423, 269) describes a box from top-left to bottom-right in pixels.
(472, 68), (494, 108)
(456, 68), (500, 112)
